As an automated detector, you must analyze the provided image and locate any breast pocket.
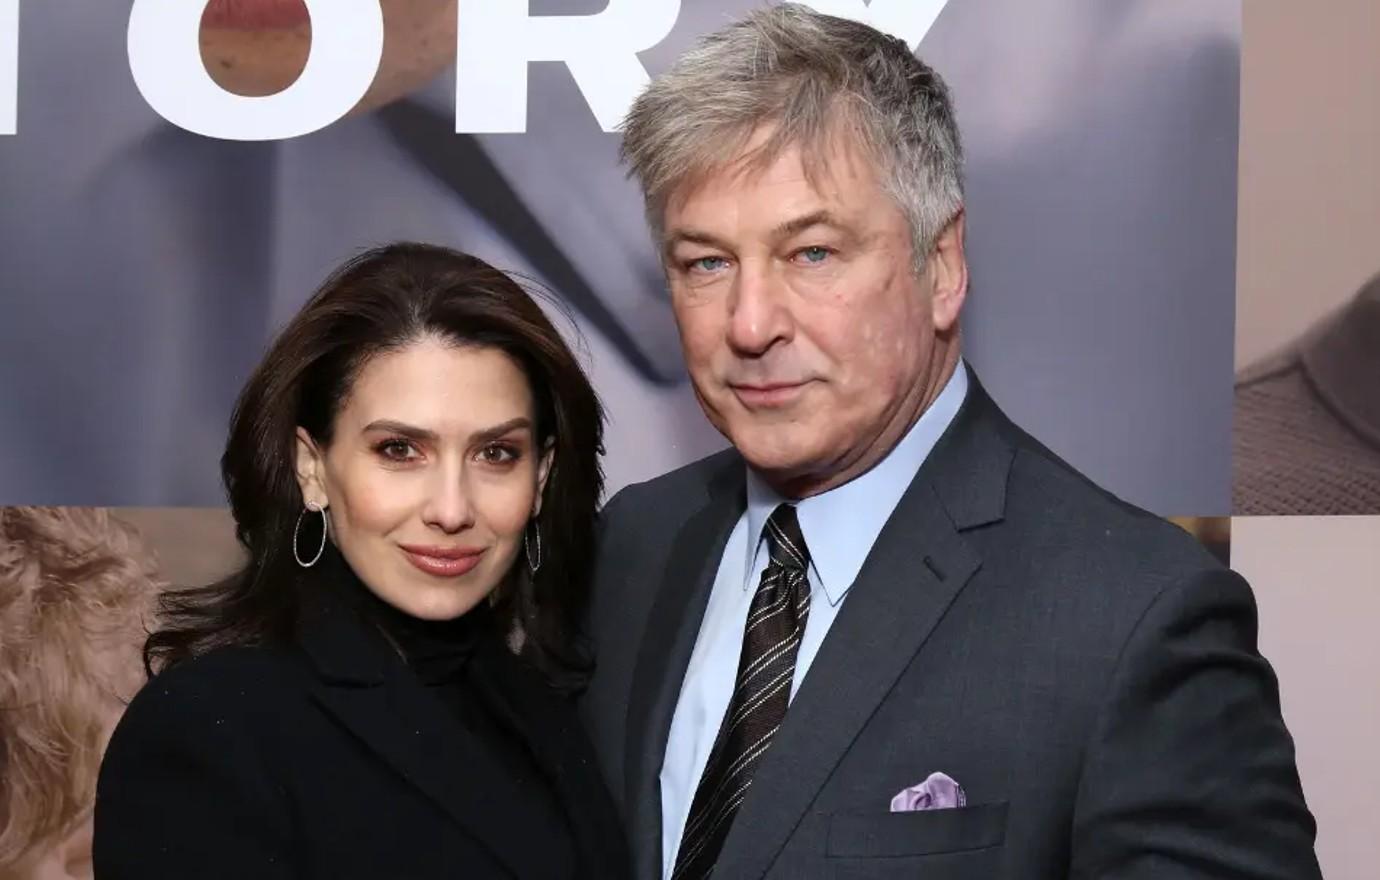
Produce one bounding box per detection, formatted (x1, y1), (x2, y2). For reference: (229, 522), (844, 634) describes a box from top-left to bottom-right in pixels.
(826, 801), (1008, 859)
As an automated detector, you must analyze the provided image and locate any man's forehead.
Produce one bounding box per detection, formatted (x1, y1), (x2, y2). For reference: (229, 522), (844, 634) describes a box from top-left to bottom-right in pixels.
(663, 128), (880, 222)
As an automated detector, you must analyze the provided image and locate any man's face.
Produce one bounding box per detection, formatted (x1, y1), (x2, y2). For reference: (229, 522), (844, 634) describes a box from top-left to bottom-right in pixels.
(662, 128), (966, 496)
(201, 0), (457, 112)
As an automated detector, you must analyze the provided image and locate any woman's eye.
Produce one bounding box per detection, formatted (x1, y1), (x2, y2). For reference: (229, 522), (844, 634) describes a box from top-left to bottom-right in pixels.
(376, 440), (418, 461)
(478, 444), (518, 464)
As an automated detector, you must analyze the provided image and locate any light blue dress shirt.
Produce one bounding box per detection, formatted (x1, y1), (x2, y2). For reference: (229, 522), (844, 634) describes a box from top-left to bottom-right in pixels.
(658, 364), (970, 876)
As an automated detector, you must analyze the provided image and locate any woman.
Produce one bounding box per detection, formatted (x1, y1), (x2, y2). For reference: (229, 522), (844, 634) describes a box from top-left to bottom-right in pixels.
(92, 244), (627, 879)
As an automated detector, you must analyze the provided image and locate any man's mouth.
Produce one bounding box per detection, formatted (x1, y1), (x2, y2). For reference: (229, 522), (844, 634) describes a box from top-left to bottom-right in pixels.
(729, 381), (810, 408)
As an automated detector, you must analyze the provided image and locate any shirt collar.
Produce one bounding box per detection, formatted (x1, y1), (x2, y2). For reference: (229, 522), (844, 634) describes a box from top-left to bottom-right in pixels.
(743, 363), (970, 605)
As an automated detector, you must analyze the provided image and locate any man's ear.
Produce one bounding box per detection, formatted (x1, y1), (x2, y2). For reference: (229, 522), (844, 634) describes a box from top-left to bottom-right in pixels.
(533, 439), (555, 518)
(294, 427), (329, 509)
(928, 209), (969, 334)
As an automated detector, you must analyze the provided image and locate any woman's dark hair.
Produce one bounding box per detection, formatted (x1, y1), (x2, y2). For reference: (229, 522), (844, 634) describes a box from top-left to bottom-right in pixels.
(145, 243), (605, 693)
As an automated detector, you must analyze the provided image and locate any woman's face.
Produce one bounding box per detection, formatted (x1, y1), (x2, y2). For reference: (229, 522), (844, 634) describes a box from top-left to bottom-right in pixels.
(295, 337), (552, 621)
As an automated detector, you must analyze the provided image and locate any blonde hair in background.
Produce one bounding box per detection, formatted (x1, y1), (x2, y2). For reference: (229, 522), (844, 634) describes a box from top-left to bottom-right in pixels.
(0, 508), (162, 870)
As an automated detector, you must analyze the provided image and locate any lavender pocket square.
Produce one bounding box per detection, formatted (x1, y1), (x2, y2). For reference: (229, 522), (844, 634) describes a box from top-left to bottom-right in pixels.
(890, 771), (967, 812)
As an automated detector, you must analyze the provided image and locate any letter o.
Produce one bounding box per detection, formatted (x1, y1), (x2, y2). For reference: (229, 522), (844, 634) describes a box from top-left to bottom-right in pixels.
(127, 0), (384, 141)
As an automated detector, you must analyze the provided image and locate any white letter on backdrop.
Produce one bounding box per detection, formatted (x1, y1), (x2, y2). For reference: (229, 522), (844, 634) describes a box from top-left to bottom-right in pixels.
(1, 0), (17, 135)
(797, 0), (950, 51)
(455, 0), (680, 134)
(127, 0), (384, 141)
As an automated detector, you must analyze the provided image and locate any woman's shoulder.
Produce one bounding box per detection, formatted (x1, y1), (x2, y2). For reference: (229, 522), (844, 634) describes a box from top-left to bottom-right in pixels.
(118, 643), (310, 735)
(96, 646), (307, 859)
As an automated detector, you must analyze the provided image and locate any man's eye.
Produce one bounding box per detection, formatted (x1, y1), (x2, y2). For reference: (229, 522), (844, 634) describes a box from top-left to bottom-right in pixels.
(687, 256), (728, 273)
(796, 246), (831, 264)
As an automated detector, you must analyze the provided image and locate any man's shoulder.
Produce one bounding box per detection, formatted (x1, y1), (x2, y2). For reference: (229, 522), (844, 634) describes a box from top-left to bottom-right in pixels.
(602, 447), (740, 521)
(999, 428), (1225, 585)
(591, 448), (741, 591)
(946, 381), (1220, 586)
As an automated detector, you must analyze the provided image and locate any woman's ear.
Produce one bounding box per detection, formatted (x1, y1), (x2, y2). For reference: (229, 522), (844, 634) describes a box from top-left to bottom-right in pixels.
(294, 427), (329, 509)
(533, 439), (555, 518)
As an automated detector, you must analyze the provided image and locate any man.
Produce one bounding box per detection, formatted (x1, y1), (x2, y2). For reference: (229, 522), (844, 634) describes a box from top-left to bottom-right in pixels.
(580, 6), (1320, 878)
(1234, 271), (1380, 515)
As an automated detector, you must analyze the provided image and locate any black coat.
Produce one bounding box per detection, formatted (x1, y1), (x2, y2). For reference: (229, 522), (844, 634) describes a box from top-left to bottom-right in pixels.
(94, 583), (628, 880)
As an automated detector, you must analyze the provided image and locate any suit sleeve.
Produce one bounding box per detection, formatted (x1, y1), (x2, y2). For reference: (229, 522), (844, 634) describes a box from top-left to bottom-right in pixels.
(1069, 568), (1322, 879)
(93, 668), (295, 879)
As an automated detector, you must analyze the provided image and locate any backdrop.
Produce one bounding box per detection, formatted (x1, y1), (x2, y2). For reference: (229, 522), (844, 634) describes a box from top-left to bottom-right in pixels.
(2, 3), (1377, 879)
(0, 0), (1241, 515)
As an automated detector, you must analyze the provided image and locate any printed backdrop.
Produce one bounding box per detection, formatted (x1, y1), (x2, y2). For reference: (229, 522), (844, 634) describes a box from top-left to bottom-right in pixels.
(3, 4), (1378, 879)
(0, 0), (1242, 515)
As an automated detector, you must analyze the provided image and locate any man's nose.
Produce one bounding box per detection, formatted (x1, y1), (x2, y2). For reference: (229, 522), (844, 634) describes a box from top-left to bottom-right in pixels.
(726, 263), (793, 356)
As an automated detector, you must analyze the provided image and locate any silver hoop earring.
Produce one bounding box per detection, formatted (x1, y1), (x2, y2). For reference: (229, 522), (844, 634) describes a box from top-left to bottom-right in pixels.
(524, 521), (542, 575)
(294, 504), (328, 568)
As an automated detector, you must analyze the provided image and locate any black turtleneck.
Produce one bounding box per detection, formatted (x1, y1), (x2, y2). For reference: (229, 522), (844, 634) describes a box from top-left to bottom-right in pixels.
(348, 569), (488, 685)
(337, 557), (577, 878)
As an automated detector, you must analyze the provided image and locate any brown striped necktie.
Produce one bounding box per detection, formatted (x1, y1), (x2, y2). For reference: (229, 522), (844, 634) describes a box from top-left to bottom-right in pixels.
(671, 503), (811, 879)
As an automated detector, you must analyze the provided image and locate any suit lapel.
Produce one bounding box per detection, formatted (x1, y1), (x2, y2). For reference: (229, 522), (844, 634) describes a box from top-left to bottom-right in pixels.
(624, 460), (745, 880)
(298, 600), (558, 880)
(714, 375), (1015, 879)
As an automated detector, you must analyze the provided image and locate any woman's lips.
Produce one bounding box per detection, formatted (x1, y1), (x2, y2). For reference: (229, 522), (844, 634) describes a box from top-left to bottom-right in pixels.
(202, 0), (312, 31)
(400, 545), (487, 578)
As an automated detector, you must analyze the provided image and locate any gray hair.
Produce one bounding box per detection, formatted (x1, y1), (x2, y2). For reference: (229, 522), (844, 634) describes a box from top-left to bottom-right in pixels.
(621, 3), (965, 269)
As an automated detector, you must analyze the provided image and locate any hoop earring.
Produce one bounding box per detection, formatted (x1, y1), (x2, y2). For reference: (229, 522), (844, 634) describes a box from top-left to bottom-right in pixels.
(524, 520), (542, 575)
(294, 503), (328, 568)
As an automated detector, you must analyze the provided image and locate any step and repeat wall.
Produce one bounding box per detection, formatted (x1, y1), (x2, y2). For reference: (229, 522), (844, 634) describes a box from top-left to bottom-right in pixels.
(0, 1), (1375, 877)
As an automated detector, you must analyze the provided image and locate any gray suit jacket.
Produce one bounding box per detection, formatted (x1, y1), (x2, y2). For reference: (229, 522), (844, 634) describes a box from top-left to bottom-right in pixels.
(579, 372), (1320, 879)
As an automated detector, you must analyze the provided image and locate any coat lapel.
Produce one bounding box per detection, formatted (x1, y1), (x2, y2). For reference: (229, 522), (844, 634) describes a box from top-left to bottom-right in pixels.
(466, 636), (631, 880)
(713, 376), (1015, 879)
(623, 459), (745, 879)
(297, 600), (560, 880)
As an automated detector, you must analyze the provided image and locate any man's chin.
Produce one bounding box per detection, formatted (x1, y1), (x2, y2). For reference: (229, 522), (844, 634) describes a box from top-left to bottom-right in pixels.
(734, 436), (819, 484)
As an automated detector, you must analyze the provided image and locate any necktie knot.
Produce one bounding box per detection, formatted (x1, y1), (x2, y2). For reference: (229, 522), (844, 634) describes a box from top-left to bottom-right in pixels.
(765, 503), (809, 573)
